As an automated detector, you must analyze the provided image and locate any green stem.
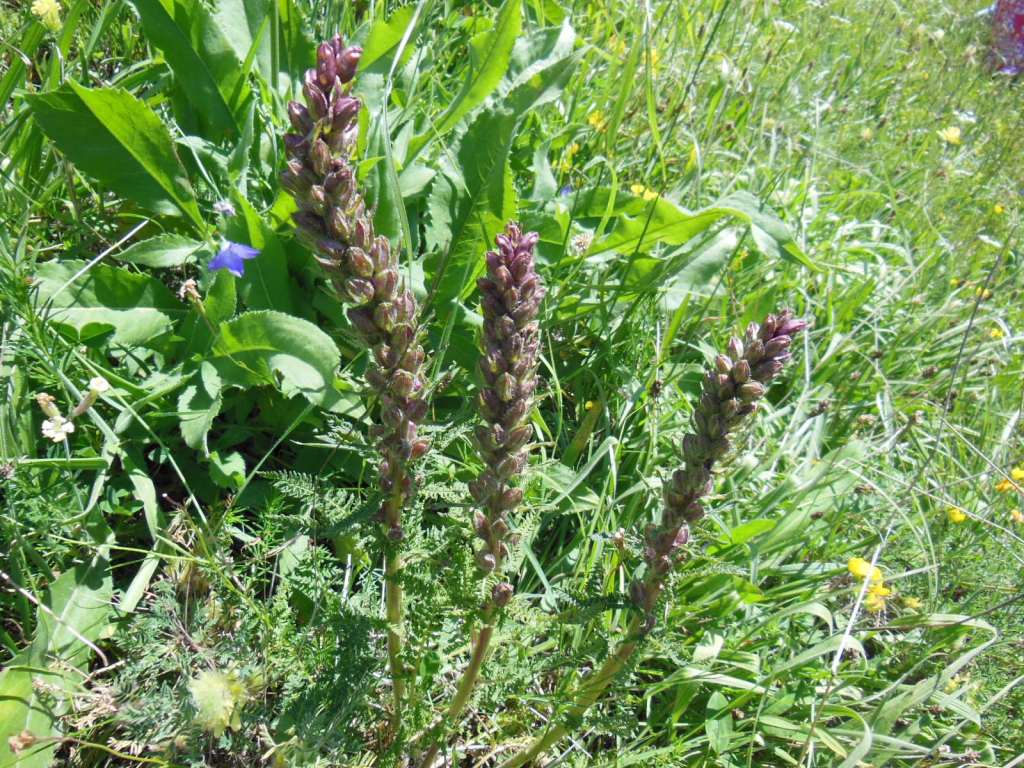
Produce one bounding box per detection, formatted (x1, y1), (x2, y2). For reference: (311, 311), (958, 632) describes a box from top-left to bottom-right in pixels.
(497, 609), (651, 768)
(383, 482), (408, 734)
(386, 544), (405, 731)
(418, 616), (496, 767)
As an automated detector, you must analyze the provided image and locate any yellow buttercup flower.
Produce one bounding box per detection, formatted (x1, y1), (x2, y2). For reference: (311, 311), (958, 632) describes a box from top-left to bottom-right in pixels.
(32, 0), (62, 30)
(587, 110), (607, 132)
(848, 557), (883, 584)
(937, 125), (961, 145)
(990, 327), (1005, 340)
(869, 583), (891, 597)
(996, 478), (1017, 493)
(994, 204), (1005, 215)
(947, 506), (966, 524)
(629, 183), (658, 202)
(1011, 467), (1024, 481)
(865, 592), (887, 612)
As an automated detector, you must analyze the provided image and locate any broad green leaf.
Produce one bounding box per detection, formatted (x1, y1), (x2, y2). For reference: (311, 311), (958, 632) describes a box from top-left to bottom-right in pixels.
(178, 361), (223, 452)
(0, 521), (113, 768)
(578, 189), (815, 272)
(408, 0), (522, 157)
(424, 28), (577, 317)
(34, 260), (184, 348)
(210, 310), (340, 405)
(726, 518), (777, 545)
(195, 0), (271, 116)
(209, 450), (246, 490)
(115, 233), (205, 268)
(358, 5), (417, 72)
(26, 83), (203, 228)
(126, 0), (238, 137)
(705, 692), (733, 754)
(229, 196), (294, 313)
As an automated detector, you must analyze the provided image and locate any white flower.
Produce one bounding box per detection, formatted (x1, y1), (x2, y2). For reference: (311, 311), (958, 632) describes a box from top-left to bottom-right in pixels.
(41, 417), (75, 443)
(88, 376), (110, 394)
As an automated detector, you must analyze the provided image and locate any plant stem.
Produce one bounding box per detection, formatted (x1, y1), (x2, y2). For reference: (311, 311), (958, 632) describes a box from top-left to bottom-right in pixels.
(417, 613), (496, 767)
(386, 545), (405, 729)
(384, 485), (407, 734)
(496, 610), (651, 768)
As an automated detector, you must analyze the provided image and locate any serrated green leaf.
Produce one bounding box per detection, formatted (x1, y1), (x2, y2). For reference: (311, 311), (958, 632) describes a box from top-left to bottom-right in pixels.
(210, 310), (340, 405)
(409, 0), (522, 157)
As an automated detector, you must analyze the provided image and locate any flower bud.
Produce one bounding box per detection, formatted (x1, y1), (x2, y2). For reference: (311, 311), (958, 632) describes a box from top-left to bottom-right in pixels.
(492, 582), (514, 607)
(738, 381), (765, 401)
(476, 550), (497, 572)
(344, 277), (375, 305)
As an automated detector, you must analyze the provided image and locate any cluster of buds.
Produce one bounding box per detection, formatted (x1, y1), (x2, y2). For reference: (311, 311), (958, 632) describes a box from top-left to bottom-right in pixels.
(631, 310), (807, 614)
(280, 38), (430, 534)
(468, 224), (545, 607)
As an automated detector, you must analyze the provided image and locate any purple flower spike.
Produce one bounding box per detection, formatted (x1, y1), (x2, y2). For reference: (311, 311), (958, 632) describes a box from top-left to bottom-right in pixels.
(208, 241), (260, 277)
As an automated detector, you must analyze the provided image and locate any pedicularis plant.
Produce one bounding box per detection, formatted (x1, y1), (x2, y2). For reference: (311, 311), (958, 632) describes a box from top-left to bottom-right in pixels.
(28, 3), (1006, 767)
(277, 38), (807, 767)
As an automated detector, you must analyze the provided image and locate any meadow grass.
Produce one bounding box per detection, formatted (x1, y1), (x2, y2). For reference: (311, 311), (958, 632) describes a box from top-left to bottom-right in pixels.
(1, 0), (1022, 766)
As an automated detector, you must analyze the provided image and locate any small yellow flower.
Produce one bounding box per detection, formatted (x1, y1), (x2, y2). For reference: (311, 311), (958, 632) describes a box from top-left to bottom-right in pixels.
(902, 596), (922, 610)
(865, 593), (887, 612)
(1011, 509), (1024, 524)
(994, 204), (1005, 215)
(1011, 467), (1024, 481)
(947, 506), (967, 524)
(937, 125), (961, 145)
(990, 327), (1005, 340)
(557, 143), (579, 173)
(32, 0), (62, 30)
(584, 400), (595, 411)
(588, 110), (607, 132)
(646, 48), (661, 72)
(949, 277), (962, 288)
(848, 557), (883, 584)
(869, 583), (892, 597)
(975, 287), (992, 300)
(995, 478), (1016, 493)
(629, 183), (658, 202)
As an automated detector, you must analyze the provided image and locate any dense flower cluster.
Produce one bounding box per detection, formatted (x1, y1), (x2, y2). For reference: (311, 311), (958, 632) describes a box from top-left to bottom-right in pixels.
(280, 38), (430, 536)
(631, 310), (807, 615)
(468, 224), (544, 606)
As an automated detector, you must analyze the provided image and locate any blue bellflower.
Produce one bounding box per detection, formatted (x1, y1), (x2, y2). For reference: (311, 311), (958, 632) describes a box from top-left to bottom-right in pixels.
(208, 241), (260, 277)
